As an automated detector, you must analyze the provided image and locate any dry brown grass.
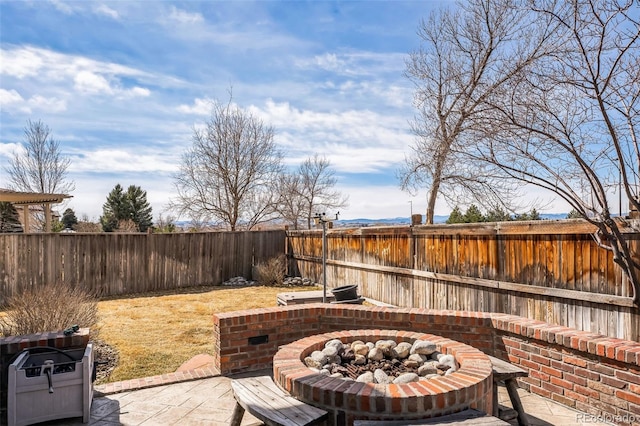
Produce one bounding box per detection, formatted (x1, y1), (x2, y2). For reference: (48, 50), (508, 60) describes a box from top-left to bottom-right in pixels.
(97, 285), (318, 383)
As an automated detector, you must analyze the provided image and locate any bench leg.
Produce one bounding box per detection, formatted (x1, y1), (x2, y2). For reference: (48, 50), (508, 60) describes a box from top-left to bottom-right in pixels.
(492, 381), (499, 417)
(229, 402), (245, 426)
(505, 379), (530, 426)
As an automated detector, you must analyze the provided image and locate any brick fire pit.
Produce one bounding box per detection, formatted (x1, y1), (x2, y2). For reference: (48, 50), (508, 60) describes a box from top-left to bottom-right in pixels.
(273, 329), (493, 423)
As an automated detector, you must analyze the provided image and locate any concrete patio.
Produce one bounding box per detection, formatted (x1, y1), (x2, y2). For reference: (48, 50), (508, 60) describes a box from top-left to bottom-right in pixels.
(37, 369), (614, 426)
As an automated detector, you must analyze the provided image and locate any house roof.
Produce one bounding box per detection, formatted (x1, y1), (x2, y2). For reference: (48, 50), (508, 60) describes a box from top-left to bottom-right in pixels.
(0, 188), (72, 205)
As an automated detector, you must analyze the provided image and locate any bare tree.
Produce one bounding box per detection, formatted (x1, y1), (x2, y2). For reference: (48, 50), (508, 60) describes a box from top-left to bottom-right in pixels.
(274, 172), (306, 230)
(6, 120), (74, 194)
(399, 0), (559, 223)
(471, 0), (640, 304)
(171, 98), (282, 231)
(276, 155), (348, 229)
(5, 120), (75, 230)
(298, 155), (348, 229)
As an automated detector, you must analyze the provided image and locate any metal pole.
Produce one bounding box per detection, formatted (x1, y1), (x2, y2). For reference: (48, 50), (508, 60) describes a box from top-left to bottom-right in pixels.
(619, 167), (622, 217)
(322, 220), (327, 303)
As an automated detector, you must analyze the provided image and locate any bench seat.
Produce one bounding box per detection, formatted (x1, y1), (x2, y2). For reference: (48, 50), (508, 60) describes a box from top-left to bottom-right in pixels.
(230, 375), (328, 426)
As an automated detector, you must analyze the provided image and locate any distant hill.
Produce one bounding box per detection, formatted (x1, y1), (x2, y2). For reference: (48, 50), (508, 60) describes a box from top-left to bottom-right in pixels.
(336, 213), (570, 227)
(173, 213), (572, 229)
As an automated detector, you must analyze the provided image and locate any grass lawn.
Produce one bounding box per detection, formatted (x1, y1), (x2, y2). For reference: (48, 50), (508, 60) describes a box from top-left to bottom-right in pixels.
(96, 285), (319, 383)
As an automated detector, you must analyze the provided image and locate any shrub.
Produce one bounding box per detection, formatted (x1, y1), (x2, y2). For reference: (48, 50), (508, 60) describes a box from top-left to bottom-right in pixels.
(0, 282), (99, 337)
(254, 255), (286, 287)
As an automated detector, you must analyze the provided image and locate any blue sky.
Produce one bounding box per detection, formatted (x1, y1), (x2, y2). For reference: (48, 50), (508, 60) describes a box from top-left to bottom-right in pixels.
(0, 0), (572, 222)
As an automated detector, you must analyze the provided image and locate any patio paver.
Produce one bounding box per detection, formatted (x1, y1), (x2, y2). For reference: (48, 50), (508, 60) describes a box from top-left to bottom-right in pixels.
(34, 369), (614, 426)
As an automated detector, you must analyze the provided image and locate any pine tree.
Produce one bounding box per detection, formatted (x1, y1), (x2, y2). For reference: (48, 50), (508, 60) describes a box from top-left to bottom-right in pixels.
(101, 184), (125, 232)
(0, 202), (24, 233)
(61, 208), (78, 230)
(446, 206), (465, 224)
(463, 205), (485, 223)
(485, 206), (511, 222)
(126, 185), (153, 232)
(100, 184), (153, 232)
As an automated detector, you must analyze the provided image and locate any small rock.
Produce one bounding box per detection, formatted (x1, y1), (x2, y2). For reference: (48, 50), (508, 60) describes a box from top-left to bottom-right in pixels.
(368, 347), (384, 361)
(375, 340), (396, 356)
(418, 363), (438, 376)
(393, 373), (419, 384)
(408, 353), (427, 364)
(341, 348), (356, 362)
(392, 342), (412, 359)
(354, 354), (367, 365)
(374, 369), (391, 384)
(437, 354), (457, 371)
(404, 359), (420, 369)
(353, 344), (369, 356)
(322, 346), (338, 358)
(304, 356), (323, 369)
(325, 339), (344, 351)
(410, 340), (437, 356)
(356, 371), (375, 383)
(327, 355), (341, 364)
(311, 350), (328, 366)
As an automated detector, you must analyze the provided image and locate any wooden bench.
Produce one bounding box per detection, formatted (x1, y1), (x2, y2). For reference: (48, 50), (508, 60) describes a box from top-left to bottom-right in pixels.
(488, 355), (530, 426)
(352, 408), (510, 425)
(230, 376), (328, 426)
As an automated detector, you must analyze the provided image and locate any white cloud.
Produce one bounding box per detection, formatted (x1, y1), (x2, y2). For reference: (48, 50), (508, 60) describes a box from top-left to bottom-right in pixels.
(74, 71), (114, 95)
(0, 142), (24, 157)
(250, 99), (410, 157)
(177, 98), (212, 115)
(168, 6), (204, 24)
(27, 95), (67, 112)
(94, 4), (119, 20)
(0, 89), (25, 107)
(314, 53), (344, 72)
(70, 149), (178, 173)
(0, 89), (66, 114)
(48, 0), (74, 15)
(299, 51), (407, 77)
(123, 87), (151, 98)
(0, 46), (164, 102)
(0, 47), (43, 79)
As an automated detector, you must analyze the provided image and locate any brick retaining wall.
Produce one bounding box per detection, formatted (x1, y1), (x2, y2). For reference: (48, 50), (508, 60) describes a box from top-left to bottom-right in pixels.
(214, 305), (640, 426)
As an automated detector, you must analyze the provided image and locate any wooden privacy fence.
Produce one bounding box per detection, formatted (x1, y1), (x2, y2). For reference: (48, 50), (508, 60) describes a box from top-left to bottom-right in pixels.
(0, 230), (286, 304)
(287, 219), (640, 341)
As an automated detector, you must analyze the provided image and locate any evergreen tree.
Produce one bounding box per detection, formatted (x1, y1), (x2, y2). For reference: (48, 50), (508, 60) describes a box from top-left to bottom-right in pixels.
(101, 184), (153, 232)
(485, 206), (511, 222)
(514, 209), (542, 221)
(101, 184), (125, 232)
(446, 206), (465, 224)
(0, 202), (24, 233)
(61, 208), (78, 230)
(126, 185), (153, 232)
(463, 205), (485, 223)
